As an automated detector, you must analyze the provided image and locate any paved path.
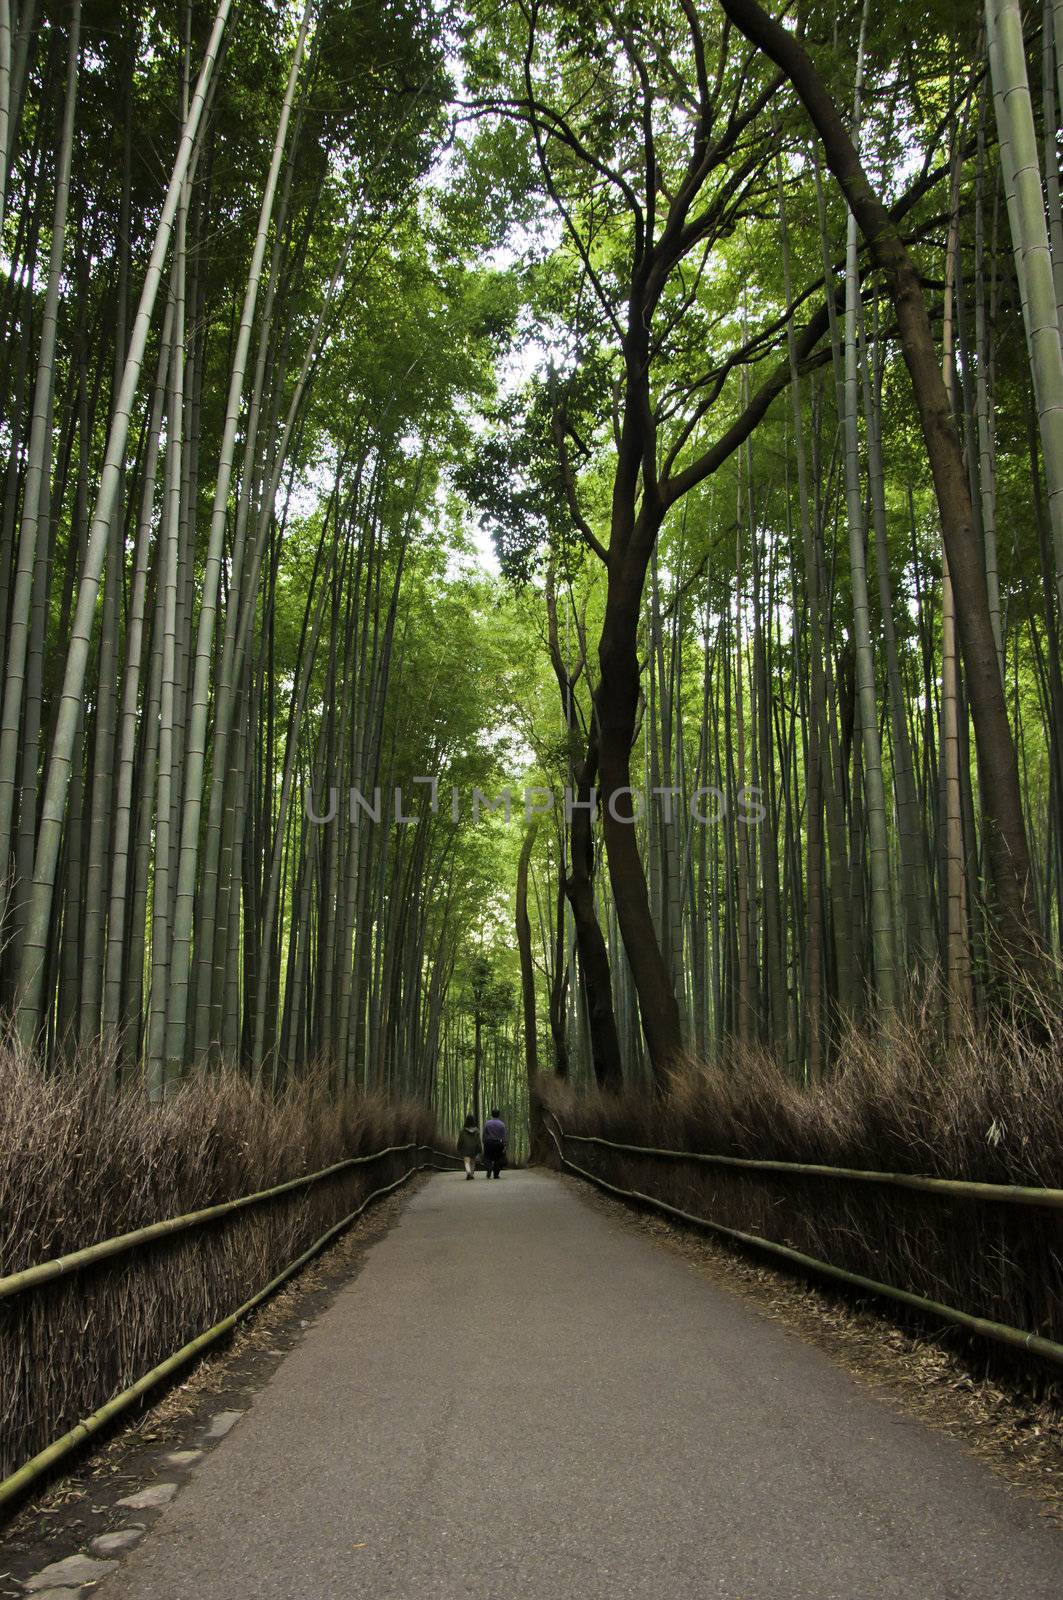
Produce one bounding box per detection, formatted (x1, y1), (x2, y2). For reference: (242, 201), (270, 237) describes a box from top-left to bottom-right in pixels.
(102, 1171), (1061, 1600)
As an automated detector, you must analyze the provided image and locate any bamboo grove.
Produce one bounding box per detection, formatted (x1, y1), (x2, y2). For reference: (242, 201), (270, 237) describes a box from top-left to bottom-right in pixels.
(1, 0), (1062, 1123)
(464, 0), (1063, 1097)
(0, 0), (526, 1100)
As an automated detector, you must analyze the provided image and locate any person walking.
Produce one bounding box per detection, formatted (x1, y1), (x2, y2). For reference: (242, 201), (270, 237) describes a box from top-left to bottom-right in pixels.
(482, 1108), (507, 1179)
(456, 1113), (482, 1179)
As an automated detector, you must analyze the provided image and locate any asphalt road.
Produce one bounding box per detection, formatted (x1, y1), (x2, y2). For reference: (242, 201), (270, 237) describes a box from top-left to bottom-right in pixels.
(101, 1170), (1062, 1600)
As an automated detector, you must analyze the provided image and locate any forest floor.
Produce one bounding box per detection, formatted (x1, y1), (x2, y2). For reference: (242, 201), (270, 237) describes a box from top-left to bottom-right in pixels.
(4, 1168), (1059, 1600)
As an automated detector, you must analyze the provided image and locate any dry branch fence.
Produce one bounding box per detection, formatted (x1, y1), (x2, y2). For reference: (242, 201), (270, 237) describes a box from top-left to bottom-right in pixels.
(546, 1114), (1063, 1371)
(542, 1011), (1063, 1372)
(0, 1059), (461, 1511)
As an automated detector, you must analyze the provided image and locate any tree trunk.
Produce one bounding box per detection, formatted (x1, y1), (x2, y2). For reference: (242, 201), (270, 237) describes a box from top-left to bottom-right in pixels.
(516, 819), (545, 1160)
(596, 527), (683, 1081)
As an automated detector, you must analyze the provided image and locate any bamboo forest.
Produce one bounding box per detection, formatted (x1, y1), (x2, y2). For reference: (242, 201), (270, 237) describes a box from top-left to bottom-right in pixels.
(1, 0), (1060, 1103)
(3, 1), (1063, 1587)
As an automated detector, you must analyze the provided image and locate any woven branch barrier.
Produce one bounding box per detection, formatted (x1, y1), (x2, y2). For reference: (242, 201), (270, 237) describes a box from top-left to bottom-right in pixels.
(0, 1143), (461, 1299)
(546, 1116), (1063, 1370)
(554, 1127), (1063, 1208)
(0, 1143), (462, 1513)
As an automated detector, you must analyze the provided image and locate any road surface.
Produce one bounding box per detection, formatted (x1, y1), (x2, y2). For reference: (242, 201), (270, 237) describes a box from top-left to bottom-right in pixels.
(101, 1170), (1061, 1600)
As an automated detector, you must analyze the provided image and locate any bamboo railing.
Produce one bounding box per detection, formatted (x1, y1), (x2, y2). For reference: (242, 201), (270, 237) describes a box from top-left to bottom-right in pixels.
(0, 1143), (463, 1513)
(0, 1143), (461, 1299)
(545, 1116), (1063, 1369)
(553, 1127), (1063, 1208)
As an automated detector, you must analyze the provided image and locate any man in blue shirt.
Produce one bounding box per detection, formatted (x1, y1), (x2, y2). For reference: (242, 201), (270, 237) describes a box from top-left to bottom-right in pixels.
(482, 1108), (507, 1179)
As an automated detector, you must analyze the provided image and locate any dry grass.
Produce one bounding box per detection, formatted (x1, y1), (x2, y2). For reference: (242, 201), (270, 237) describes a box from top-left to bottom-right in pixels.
(0, 1044), (437, 1479)
(543, 990), (1063, 1393)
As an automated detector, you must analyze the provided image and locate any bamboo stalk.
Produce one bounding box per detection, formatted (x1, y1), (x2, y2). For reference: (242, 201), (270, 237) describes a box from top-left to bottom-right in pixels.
(166, 0), (315, 1074)
(15, 0), (235, 1042)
